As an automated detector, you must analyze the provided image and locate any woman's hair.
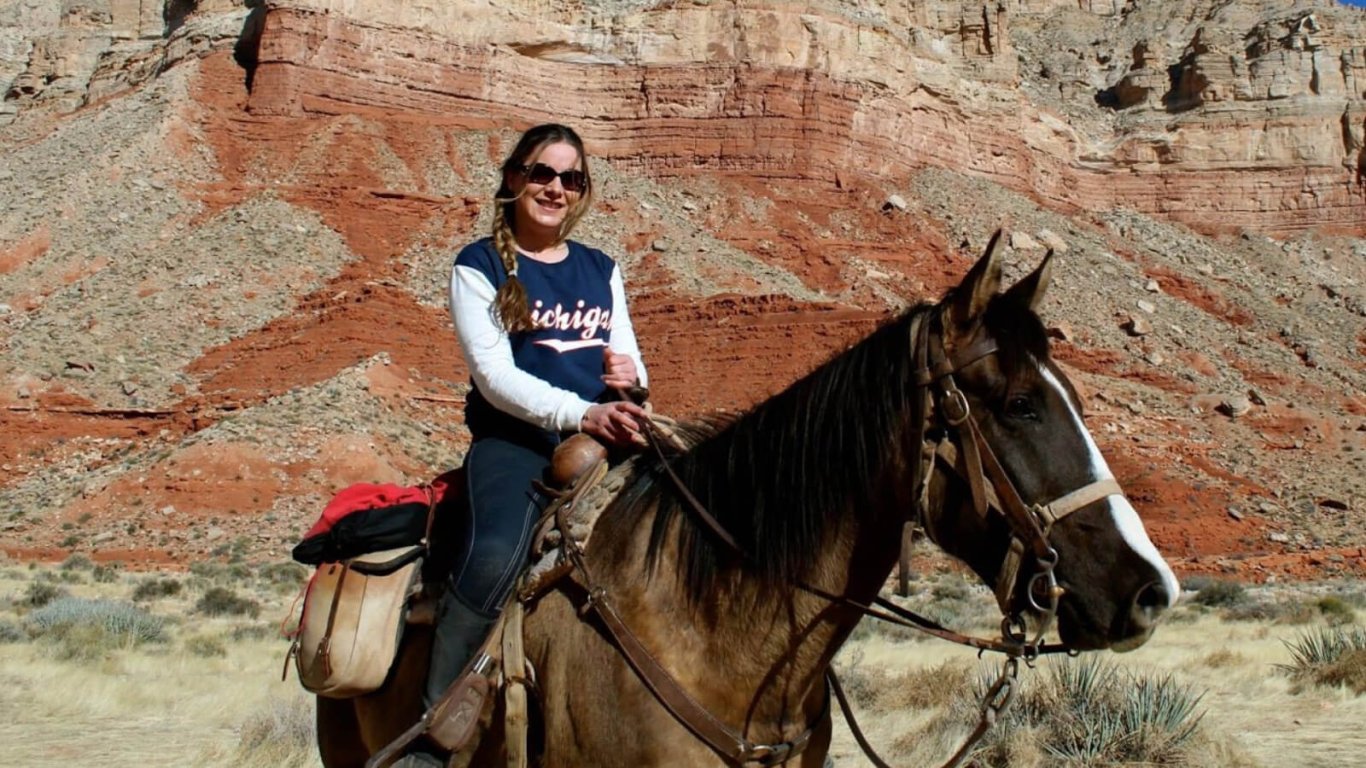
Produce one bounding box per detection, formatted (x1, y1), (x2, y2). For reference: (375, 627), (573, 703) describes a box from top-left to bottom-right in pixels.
(490, 123), (595, 333)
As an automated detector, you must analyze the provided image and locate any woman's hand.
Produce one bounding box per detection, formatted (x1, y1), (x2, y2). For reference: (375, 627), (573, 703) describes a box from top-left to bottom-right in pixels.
(601, 347), (639, 390)
(580, 401), (649, 448)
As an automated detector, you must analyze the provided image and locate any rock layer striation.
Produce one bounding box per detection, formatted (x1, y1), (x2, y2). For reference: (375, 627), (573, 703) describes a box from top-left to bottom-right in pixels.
(5, 0), (1364, 234)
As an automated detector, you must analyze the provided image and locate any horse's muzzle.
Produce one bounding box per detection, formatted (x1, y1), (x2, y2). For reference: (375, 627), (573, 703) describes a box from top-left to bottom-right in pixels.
(1109, 580), (1173, 653)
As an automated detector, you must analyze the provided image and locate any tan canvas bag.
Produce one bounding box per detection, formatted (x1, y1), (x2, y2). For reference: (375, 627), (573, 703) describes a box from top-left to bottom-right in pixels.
(290, 545), (424, 698)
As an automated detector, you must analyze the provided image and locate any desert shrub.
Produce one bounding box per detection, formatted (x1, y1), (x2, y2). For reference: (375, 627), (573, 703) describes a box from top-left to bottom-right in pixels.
(1179, 574), (1217, 593)
(21, 581), (69, 608)
(925, 597), (998, 636)
(873, 660), (973, 712)
(834, 650), (972, 711)
(187, 561), (255, 595)
(47, 623), (115, 661)
(1189, 580), (1246, 608)
(230, 622), (277, 642)
(1280, 626), (1366, 694)
(1281, 625), (1366, 667)
(835, 648), (878, 708)
(1315, 596), (1357, 626)
(0, 618), (25, 643)
(184, 633), (228, 658)
(132, 577), (183, 602)
(1222, 599), (1314, 625)
(210, 536), (252, 563)
(931, 577), (972, 602)
(234, 696), (316, 767)
(196, 587), (261, 618)
(888, 574), (998, 637)
(91, 564), (120, 584)
(60, 553), (94, 571)
(188, 560), (231, 583)
(26, 598), (166, 660)
(963, 657), (1205, 767)
(257, 561), (309, 592)
(1314, 650), (1366, 694)
(1159, 602), (1200, 625)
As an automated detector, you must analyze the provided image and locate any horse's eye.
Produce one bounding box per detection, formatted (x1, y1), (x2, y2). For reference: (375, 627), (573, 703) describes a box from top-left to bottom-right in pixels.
(1005, 396), (1038, 421)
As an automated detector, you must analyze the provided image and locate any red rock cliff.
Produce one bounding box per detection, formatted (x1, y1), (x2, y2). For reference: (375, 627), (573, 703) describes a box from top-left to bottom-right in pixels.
(231, 0), (1366, 236)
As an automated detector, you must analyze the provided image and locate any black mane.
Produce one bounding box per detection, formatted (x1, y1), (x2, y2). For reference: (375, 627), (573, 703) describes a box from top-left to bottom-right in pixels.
(604, 303), (938, 604)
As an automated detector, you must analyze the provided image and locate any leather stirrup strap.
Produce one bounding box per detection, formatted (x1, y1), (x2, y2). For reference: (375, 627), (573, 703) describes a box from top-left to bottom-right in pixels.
(312, 562), (349, 681)
(365, 718), (427, 768)
(502, 601), (529, 768)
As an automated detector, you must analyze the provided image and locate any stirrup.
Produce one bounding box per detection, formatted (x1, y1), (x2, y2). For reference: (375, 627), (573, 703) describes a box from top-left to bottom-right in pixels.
(427, 654), (495, 751)
(364, 653), (496, 768)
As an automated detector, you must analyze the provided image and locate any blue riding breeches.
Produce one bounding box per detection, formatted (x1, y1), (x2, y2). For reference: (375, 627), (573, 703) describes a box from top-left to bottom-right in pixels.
(447, 436), (549, 613)
(423, 434), (550, 710)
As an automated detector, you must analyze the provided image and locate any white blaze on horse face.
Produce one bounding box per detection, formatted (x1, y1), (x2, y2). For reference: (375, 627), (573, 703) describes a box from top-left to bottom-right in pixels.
(1038, 362), (1180, 607)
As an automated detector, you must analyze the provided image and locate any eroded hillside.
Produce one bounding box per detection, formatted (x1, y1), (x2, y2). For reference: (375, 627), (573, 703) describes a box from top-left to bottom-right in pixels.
(1, 0), (1363, 580)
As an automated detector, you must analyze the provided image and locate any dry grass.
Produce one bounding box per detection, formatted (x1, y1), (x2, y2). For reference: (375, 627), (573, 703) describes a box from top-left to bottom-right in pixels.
(829, 576), (1366, 767)
(0, 563), (318, 767)
(2, 565), (1366, 766)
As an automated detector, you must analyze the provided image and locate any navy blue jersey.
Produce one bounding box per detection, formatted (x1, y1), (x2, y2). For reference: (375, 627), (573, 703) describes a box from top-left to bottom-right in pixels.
(453, 238), (624, 445)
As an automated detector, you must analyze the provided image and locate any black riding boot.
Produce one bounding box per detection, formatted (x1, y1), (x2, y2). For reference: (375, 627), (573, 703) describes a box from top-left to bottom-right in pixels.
(424, 587), (499, 709)
(392, 588), (499, 767)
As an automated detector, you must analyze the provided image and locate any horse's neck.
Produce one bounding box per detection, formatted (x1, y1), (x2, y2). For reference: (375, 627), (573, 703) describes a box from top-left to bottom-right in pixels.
(595, 503), (900, 733)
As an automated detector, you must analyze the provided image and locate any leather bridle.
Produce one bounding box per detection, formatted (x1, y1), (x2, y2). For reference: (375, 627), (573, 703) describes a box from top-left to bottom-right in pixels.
(909, 308), (1126, 654)
(551, 305), (1133, 767)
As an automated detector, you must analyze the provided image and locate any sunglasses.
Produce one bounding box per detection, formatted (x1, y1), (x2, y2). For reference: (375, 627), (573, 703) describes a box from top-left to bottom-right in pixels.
(519, 163), (589, 193)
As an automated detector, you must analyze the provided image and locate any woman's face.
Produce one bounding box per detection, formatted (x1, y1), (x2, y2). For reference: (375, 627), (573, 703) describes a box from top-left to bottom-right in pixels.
(508, 141), (583, 241)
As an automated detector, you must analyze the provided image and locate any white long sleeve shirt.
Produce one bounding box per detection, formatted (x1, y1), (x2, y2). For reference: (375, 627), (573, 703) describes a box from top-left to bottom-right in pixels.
(450, 238), (647, 436)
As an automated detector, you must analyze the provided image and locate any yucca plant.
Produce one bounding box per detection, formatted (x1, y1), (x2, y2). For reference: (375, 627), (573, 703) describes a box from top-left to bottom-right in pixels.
(964, 656), (1205, 766)
(1279, 625), (1366, 694)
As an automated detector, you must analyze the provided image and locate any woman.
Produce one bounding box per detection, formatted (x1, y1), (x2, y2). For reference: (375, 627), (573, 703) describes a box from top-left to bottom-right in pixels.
(401, 124), (649, 765)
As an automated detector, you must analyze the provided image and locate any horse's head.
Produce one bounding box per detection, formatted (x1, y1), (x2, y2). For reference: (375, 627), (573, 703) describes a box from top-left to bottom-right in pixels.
(919, 231), (1178, 652)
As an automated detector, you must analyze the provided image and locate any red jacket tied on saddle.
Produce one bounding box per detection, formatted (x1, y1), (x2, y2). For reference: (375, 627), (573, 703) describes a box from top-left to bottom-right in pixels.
(291, 470), (462, 565)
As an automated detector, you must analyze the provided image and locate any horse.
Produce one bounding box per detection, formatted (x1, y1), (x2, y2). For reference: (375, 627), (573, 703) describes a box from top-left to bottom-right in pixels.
(316, 231), (1180, 767)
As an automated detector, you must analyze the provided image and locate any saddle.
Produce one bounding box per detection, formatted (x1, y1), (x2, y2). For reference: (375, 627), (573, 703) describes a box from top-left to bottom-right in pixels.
(401, 432), (628, 627)
(368, 431), (646, 768)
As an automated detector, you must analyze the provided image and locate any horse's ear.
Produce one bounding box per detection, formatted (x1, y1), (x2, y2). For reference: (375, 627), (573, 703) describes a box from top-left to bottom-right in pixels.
(1003, 249), (1054, 312)
(949, 229), (1005, 328)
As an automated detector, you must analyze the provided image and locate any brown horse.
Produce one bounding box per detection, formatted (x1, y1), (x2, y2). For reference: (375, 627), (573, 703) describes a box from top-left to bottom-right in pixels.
(317, 232), (1179, 767)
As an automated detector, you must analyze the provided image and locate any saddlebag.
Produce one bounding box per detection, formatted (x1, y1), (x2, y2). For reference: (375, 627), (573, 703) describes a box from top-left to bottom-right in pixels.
(289, 545), (424, 698)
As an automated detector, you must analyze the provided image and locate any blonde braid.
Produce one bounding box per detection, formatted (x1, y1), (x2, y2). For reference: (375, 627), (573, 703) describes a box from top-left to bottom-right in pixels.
(490, 199), (535, 333)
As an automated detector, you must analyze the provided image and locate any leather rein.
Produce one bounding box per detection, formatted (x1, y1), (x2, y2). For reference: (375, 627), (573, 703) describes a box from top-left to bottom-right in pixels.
(552, 307), (1129, 767)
